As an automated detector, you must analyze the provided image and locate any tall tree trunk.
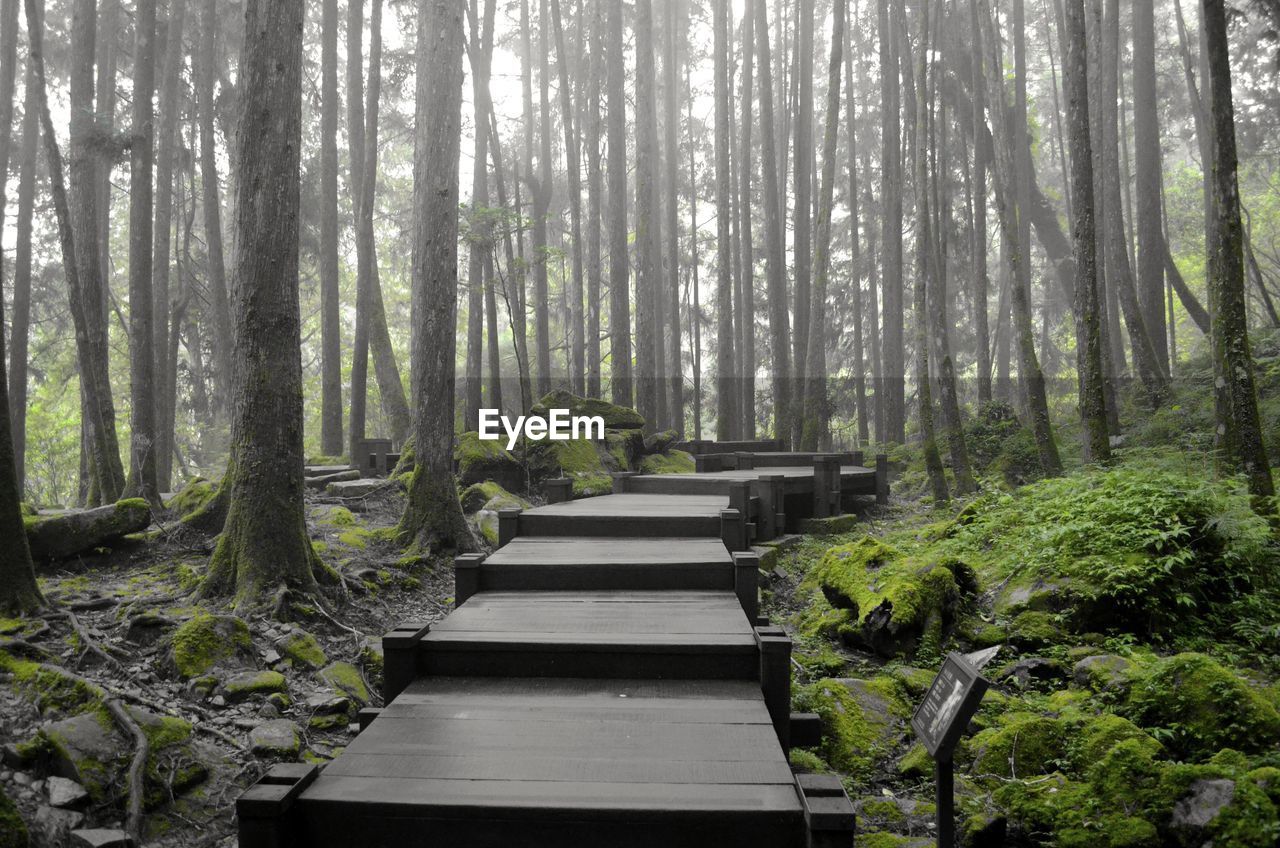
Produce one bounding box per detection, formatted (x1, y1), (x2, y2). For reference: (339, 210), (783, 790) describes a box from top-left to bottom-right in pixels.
(756, 0), (790, 444)
(550, 0), (585, 397)
(318, 0), (344, 456)
(466, 0), (494, 427)
(969, 0), (992, 407)
(800, 0), (844, 452)
(664, 0), (684, 434)
(687, 66), (703, 438)
(531, 0), (553, 398)
(1063, 0), (1111, 462)
(1202, 0), (1273, 502)
(1132, 0), (1168, 371)
(125, 0), (161, 506)
(397, 0), (477, 551)
(199, 0), (330, 609)
(585, 0), (604, 399)
(790, 0), (814, 444)
(606, 0), (632, 408)
(198, 0), (233, 412)
(484, 89), (529, 412)
(713, 0), (736, 439)
(9, 46), (38, 497)
(153, 0), (188, 490)
(879, 0), (905, 443)
(636, 0), (663, 429)
(737, 0), (756, 439)
(347, 0), (370, 456)
(978, 0), (1062, 475)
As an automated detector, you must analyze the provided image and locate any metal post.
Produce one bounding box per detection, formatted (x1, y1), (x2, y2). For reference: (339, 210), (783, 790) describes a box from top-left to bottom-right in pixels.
(936, 757), (954, 848)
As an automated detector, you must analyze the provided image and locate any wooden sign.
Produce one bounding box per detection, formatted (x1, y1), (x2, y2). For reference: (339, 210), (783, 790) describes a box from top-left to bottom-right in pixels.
(910, 651), (990, 760)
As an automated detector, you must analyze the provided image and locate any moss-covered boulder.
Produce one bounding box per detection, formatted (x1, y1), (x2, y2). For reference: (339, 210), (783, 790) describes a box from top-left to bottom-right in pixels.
(970, 714), (1068, 778)
(220, 670), (287, 702)
(637, 449), (695, 475)
(792, 676), (911, 781)
(525, 437), (614, 497)
(318, 662), (370, 706)
(455, 431), (525, 492)
(167, 477), (218, 520)
(249, 720), (301, 759)
(163, 613), (255, 680)
(276, 631), (327, 670)
(1072, 654), (1133, 693)
(24, 499), (152, 561)
(807, 537), (971, 658)
(461, 483), (532, 545)
(529, 389), (645, 430)
(1123, 653), (1280, 760)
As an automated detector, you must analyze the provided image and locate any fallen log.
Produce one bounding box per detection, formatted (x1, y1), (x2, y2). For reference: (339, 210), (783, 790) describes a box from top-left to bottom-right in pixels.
(305, 469), (362, 490)
(25, 499), (153, 560)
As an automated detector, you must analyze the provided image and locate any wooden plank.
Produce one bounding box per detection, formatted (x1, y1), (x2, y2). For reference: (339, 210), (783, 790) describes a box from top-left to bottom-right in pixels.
(322, 753), (795, 784)
(483, 536), (732, 567)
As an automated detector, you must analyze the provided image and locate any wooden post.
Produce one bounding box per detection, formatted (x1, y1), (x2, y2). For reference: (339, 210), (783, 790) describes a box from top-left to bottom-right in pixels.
(850, 450), (864, 467)
(736, 451), (755, 470)
(796, 773), (857, 847)
(732, 551), (760, 621)
(720, 508), (746, 552)
(544, 477), (572, 503)
(875, 454), (890, 504)
(382, 621), (430, 702)
(728, 480), (753, 543)
(695, 454), (723, 473)
(756, 474), (784, 540)
(812, 456), (840, 517)
(755, 625), (792, 751)
(611, 471), (638, 493)
(497, 507), (521, 547)
(454, 553), (485, 607)
(356, 707), (382, 732)
(236, 763), (319, 848)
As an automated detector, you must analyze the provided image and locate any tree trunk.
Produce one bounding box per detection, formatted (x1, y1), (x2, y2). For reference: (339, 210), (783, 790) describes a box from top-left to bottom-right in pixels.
(1132, 0), (1168, 372)
(790, 0), (814, 444)
(1063, 0), (1111, 462)
(201, 0), (330, 610)
(664, 0), (684, 434)
(800, 0), (844, 452)
(737, 0), (756, 439)
(397, 0), (477, 552)
(10, 50), (38, 497)
(968, 0), (991, 408)
(756, 0), (790, 444)
(319, 0), (344, 456)
(549, 0), (585, 398)
(125, 0), (161, 506)
(713, 0), (736, 440)
(532, 0), (553, 399)
(198, 0), (233, 412)
(153, 0), (188, 490)
(879, 0), (905, 443)
(687, 65), (703, 439)
(1202, 0), (1273, 502)
(606, 0), (632, 408)
(585, 0), (604, 399)
(466, 0), (495, 428)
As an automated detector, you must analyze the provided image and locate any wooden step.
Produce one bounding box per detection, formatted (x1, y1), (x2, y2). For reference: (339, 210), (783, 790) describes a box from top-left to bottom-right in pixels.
(476, 536), (735, 592)
(275, 677), (807, 848)
(417, 591), (759, 680)
(515, 494), (727, 539)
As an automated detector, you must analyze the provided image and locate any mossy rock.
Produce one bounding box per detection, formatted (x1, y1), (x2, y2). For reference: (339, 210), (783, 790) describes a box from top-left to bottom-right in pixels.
(1068, 714), (1162, 770)
(853, 832), (932, 848)
(318, 662), (370, 706)
(277, 631), (327, 670)
(1007, 610), (1066, 650)
(167, 477), (219, 520)
(637, 449), (695, 475)
(1072, 654), (1133, 693)
(164, 613), (254, 680)
(249, 720), (302, 759)
(0, 787), (26, 848)
(220, 670), (287, 702)
(308, 712), (350, 731)
(970, 714), (1068, 778)
(809, 537), (970, 658)
(897, 742), (932, 778)
(455, 431), (525, 492)
(460, 481), (530, 515)
(526, 437), (613, 497)
(793, 676), (911, 781)
(529, 389), (645, 430)
(0, 653), (100, 715)
(1123, 653), (1280, 761)
(798, 514), (864, 536)
(605, 430), (645, 468)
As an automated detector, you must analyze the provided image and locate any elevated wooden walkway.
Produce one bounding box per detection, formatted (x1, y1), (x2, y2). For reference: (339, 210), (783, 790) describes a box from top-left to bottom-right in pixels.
(239, 445), (888, 848)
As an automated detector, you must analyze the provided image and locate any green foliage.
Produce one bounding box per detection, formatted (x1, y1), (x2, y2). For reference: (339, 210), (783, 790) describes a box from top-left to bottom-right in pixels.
(637, 449), (695, 474)
(0, 786), (27, 848)
(792, 677), (910, 781)
(168, 613), (252, 679)
(963, 401), (1043, 484)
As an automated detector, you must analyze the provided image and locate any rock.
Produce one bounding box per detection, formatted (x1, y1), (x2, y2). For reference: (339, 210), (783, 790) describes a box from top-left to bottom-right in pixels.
(997, 657), (1067, 689)
(34, 805), (84, 845)
(276, 631), (327, 670)
(11, 772), (31, 787)
(24, 500), (152, 560)
(249, 720), (301, 759)
(166, 477), (218, 520)
(794, 677), (910, 781)
(163, 613), (255, 679)
(970, 715), (1066, 778)
(1072, 654), (1131, 692)
(46, 776), (88, 809)
(460, 482), (529, 515)
(529, 389), (645, 430)
(266, 692), (292, 712)
(636, 449), (696, 475)
(305, 693), (352, 716)
(641, 429), (678, 455)
(258, 702), (281, 720)
(1170, 778), (1235, 840)
(1006, 610), (1066, 650)
(209, 695), (226, 708)
(123, 612), (175, 646)
(455, 431), (526, 491)
(70, 829), (135, 848)
(324, 478), (389, 498)
(317, 663), (370, 706)
(262, 649), (282, 666)
(220, 670), (287, 702)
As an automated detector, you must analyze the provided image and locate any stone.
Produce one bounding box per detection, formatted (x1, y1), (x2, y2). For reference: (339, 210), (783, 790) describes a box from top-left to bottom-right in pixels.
(324, 479), (387, 498)
(1170, 778), (1235, 837)
(249, 720), (301, 759)
(266, 692), (292, 712)
(317, 662), (370, 706)
(71, 829), (136, 848)
(11, 772), (30, 787)
(1072, 654), (1132, 692)
(305, 693), (352, 716)
(220, 670), (288, 702)
(276, 632), (327, 670)
(997, 657), (1067, 689)
(34, 805), (85, 845)
(46, 776), (88, 809)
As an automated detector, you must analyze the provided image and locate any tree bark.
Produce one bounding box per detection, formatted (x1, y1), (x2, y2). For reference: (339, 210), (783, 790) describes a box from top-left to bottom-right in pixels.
(790, 0), (814, 444)
(466, 0), (495, 427)
(1063, 0), (1111, 462)
(879, 0), (905, 443)
(549, 0), (585, 398)
(664, 0), (684, 434)
(397, 0), (478, 552)
(1202, 0), (1273, 502)
(1132, 0), (1168, 371)
(756, 0), (791, 444)
(125, 0), (162, 506)
(319, 0), (344, 456)
(585, 0), (605, 399)
(532, 0), (553, 399)
(198, 0), (234, 411)
(201, 0), (331, 609)
(9, 42), (38, 497)
(737, 0), (756, 439)
(713, 0), (736, 440)
(606, 0), (632, 408)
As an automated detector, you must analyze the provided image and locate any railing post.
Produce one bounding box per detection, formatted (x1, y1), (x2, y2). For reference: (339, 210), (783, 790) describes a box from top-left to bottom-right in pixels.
(812, 456), (840, 518)
(382, 621), (430, 702)
(732, 551), (760, 622)
(454, 553), (485, 607)
(797, 773), (857, 848)
(237, 763), (319, 848)
(720, 508), (746, 552)
(875, 454), (891, 505)
(544, 477), (572, 503)
(755, 625), (792, 752)
(850, 450), (864, 467)
(611, 471), (638, 493)
(497, 507), (521, 547)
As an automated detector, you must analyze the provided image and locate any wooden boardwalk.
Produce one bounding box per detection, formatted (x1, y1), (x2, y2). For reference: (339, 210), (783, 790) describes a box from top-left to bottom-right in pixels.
(239, 445), (887, 848)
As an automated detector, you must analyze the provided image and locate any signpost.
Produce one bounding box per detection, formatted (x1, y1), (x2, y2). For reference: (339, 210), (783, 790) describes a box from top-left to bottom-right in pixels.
(910, 650), (996, 848)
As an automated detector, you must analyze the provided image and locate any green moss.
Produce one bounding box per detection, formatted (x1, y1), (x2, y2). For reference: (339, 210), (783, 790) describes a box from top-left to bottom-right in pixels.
(1069, 714), (1161, 769)
(167, 478), (218, 519)
(1008, 610), (1065, 648)
(856, 833), (923, 848)
(318, 662), (370, 705)
(798, 514), (864, 536)
(459, 481), (529, 513)
(337, 527), (373, 549)
(1123, 653), (1280, 760)
(970, 714), (1067, 778)
(168, 613), (252, 679)
(638, 450), (695, 475)
(793, 677), (910, 781)
(898, 742), (932, 778)
(222, 670), (287, 699)
(277, 632), (327, 670)
(0, 787), (27, 848)
(529, 389), (645, 430)
(308, 712), (349, 731)
(859, 798), (908, 825)
(139, 714), (193, 750)
(788, 748), (831, 773)
(0, 653), (99, 714)
(322, 507), (357, 527)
